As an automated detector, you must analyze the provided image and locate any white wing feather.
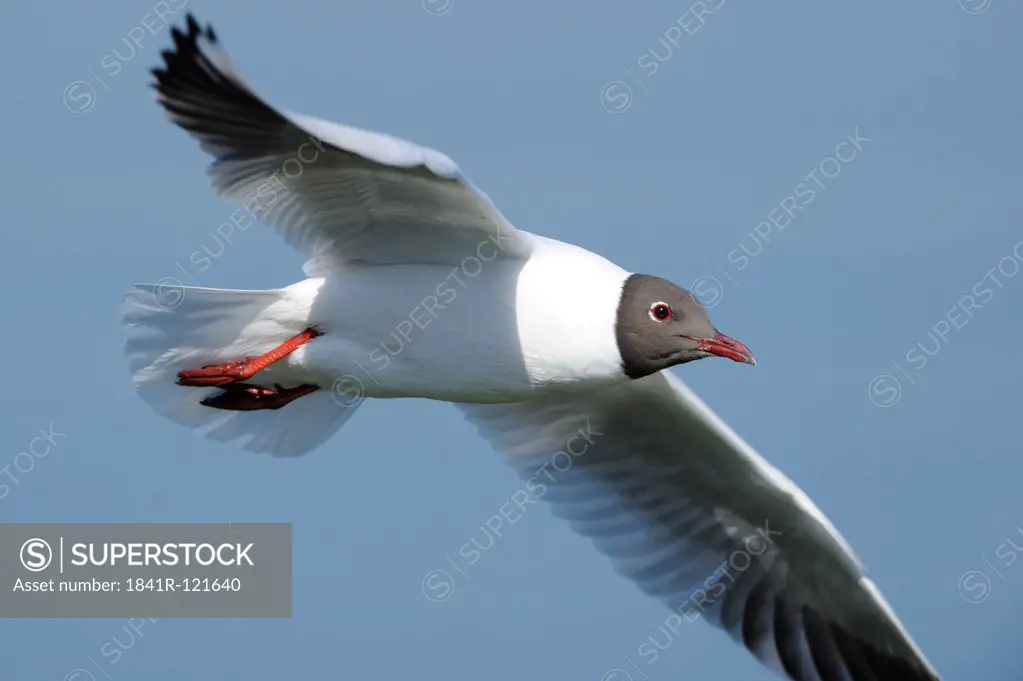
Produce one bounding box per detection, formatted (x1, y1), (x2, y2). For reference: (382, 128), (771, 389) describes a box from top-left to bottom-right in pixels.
(459, 371), (941, 681)
(152, 16), (533, 274)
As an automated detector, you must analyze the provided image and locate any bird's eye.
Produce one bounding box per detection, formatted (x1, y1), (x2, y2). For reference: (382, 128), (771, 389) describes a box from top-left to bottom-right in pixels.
(649, 302), (672, 321)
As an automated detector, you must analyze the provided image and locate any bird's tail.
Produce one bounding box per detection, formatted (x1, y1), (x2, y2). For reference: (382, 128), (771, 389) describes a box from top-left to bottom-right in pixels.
(120, 283), (359, 457)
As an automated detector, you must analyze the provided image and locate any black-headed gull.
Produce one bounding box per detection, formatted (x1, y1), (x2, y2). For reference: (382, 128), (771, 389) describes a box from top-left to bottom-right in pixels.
(121, 14), (940, 681)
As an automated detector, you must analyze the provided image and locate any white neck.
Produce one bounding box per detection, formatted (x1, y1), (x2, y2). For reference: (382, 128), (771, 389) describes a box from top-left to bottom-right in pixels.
(513, 235), (631, 390)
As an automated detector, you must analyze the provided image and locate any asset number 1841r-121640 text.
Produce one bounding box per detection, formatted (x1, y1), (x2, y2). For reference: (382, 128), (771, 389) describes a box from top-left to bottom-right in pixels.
(126, 577), (241, 592)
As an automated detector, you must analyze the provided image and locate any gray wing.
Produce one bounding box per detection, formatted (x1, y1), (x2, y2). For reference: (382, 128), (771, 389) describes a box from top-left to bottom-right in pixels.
(152, 14), (532, 273)
(459, 371), (940, 681)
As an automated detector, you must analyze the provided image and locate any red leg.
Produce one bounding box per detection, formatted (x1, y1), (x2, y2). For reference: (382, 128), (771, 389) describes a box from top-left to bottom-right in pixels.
(200, 383), (320, 411)
(177, 328), (321, 387)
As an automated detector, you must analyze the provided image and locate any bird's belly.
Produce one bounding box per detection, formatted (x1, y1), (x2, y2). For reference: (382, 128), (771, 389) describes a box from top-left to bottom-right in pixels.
(289, 337), (536, 403)
(279, 265), (539, 403)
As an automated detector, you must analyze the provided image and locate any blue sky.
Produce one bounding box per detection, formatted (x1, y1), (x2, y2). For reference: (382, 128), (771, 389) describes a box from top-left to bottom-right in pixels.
(2, 0), (1022, 679)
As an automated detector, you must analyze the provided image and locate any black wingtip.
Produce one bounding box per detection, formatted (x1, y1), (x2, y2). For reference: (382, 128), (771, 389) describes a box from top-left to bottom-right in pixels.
(150, 13), (221, 92)
(147, 11), (288, 152)
(163, 13), (215, 56)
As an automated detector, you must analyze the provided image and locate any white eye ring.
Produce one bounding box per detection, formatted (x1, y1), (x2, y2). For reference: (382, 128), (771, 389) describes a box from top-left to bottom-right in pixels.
(649, 301), (672, 322)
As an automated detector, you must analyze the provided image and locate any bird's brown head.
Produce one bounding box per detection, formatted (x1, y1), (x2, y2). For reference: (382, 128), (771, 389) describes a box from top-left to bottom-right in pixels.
(614, 274), (756, 379)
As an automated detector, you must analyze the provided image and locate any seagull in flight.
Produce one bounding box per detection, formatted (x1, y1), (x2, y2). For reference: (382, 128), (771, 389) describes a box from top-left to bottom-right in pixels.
(122, 14), (941, 681)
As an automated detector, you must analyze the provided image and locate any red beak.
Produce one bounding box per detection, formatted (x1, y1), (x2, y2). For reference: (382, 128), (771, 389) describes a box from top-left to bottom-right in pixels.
(694, 331), (756, 365)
